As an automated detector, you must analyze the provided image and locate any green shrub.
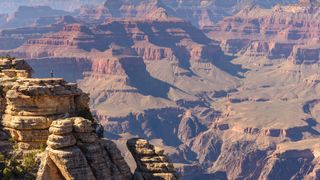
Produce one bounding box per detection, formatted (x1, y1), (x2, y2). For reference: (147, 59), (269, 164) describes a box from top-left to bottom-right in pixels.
(39, 143), (46, 152)
(22, 151), (37, 172)
(3, 167), (11, 179)
(0, 153), (5, 162)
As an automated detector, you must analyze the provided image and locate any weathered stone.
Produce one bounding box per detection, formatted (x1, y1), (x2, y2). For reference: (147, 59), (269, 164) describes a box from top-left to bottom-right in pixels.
(74, 132), (97, 143)
(50, 119), (73, 127)
(0, 60), (92, 150)
(154, 146), (164, 156)
(48, 147), (96, 180)
(100, 139), (133, 179)
(2, 115), (53, 130)
(38, 118), (133, 180)
(47, 134), (76, 149)
(36, 152), (65, 180)
(49, 126), (73, 135)
(0, 58), (176, 180)
(5, 128), (49, 142)
(127, 138), (179, 180)
(77, 143), (113, 179)
(72, 117), (94, 133)
(49, 119), (73, 135)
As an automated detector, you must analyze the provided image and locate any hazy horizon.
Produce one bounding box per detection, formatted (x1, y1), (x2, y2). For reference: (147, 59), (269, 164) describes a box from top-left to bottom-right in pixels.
(0, 0), (106, 13)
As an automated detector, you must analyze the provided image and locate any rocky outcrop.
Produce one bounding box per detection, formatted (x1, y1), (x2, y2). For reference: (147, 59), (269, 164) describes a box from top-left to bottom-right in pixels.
(0, 57), (178, 179)
(127, 138), (179, 180)
(37, 117), (132, 180)
(4, 2), (320, 180)
(0, 74), (91, 150)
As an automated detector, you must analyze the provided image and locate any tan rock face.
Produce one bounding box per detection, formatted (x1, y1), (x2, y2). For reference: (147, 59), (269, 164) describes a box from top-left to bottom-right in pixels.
(0, 58), (178, 179)
(1, 77), (91, 149)
(37, 117), (132, 180)
(0, 58), (92, 149)
(127, 138), (179, 180)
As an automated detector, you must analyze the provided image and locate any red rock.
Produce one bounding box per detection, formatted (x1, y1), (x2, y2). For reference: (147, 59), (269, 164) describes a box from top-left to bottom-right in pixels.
(206, 1), (320, 63)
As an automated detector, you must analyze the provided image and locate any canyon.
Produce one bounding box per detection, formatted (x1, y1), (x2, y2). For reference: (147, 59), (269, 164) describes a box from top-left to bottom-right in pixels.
(205, 0), (320, 63)
(0, 57), (178, 179)
(0, 0), (320, 179)
(100, 0), (299, 27)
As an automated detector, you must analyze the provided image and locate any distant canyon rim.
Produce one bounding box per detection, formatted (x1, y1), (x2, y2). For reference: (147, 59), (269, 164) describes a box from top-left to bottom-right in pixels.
(0, 0), (320, 179)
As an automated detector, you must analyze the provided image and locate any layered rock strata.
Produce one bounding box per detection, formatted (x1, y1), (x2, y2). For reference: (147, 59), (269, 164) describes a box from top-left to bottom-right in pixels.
(0, 57), (178, 179)
(1, 76), (91, 150)
(0, 57), (92, 150)
(207, 0), (320, 63)
(127, 138), (179, 180)
(37, 117), (132, 180)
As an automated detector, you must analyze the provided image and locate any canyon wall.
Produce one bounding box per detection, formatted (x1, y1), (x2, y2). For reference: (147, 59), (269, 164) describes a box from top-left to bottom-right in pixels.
(0, 57), (178, 180)
(207, 0), (320, 63)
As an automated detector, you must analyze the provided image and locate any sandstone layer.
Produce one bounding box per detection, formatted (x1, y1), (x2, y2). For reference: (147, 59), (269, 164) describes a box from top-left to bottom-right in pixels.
(0, 57), (179, 179)
(1, 1), (320, 179)
(127, 138), (179, 180)
(38, 117), (132, 180)
(207, 0), (320, 64)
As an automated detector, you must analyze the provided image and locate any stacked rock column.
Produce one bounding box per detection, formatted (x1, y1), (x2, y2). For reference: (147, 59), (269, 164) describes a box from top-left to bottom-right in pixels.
(46, 119), (96, 180)
(127, 138), (179, 180)
(37, 117), (132, 180)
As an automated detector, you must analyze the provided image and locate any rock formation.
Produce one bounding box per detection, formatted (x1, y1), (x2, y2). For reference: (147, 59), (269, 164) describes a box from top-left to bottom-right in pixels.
(127, 138), (179, 180)
(206, 0), (320, 63)
(1, 76), (91, 149)
(8, 8), (221, 62)
(100, 0), (298, 27)
(38, 117), (132, 180)
(0, 57), (178, 179)
(1, 1), (320, 179)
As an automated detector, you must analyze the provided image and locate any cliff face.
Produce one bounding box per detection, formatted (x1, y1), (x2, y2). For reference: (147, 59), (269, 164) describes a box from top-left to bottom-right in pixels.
(206, 0), (320, 63)
(2, 2), (320, 179)
(9, 9), (221, 63)
(100, 0), (298, 27)
(127, 138), (179, 180)
(0, 57), (178, 180)
(0, 15), (80, 51)
(2, 78), (89, 150)
(38, 117), (132, 180)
